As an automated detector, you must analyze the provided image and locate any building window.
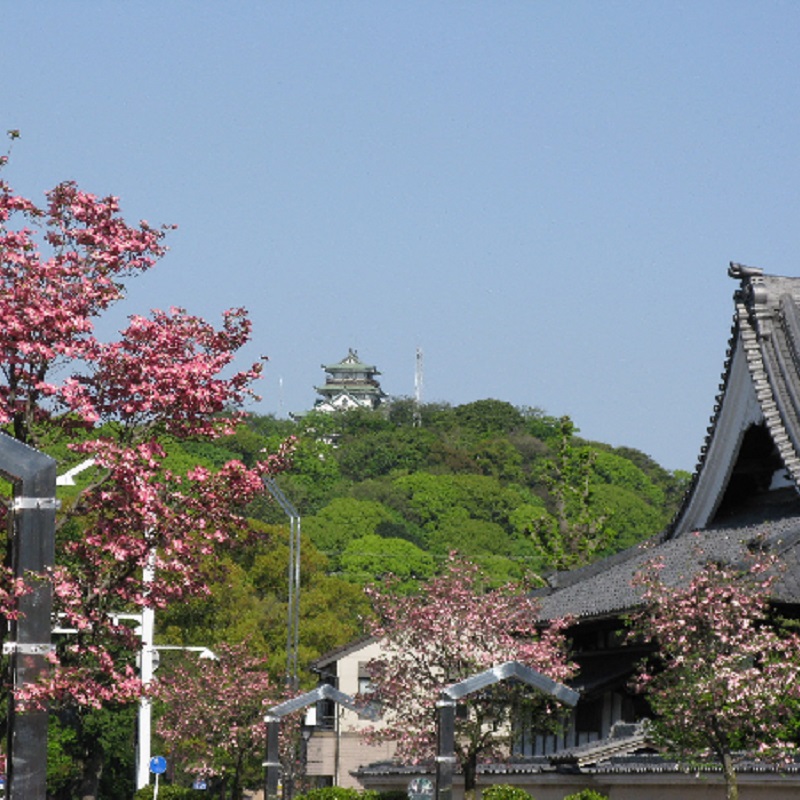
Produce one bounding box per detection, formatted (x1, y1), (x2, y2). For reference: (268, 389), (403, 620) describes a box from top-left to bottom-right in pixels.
(358, 661), (373, 695)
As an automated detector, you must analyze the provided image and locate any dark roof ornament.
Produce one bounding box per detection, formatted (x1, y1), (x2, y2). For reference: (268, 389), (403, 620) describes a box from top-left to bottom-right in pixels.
(728, 262), (764, 281)
(728, 262), (768, 309)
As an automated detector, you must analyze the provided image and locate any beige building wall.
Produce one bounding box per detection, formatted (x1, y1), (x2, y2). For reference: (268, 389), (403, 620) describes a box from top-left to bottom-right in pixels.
(307, 731), (396, 789)
(306, 638), (397, 789)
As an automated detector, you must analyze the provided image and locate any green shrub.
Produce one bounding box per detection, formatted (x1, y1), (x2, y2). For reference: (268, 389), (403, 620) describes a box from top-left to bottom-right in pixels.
(562, 790), (609, 800)
(378, 791), (409, 800)
(133, 786), (206, 800)
(482, 785), (533, 800)
(294, 789), (379, 800)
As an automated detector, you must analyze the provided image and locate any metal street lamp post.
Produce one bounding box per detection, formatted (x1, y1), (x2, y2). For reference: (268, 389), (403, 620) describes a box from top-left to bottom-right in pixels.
(136, 550), (157, 791)
(262, 477), (301, 692)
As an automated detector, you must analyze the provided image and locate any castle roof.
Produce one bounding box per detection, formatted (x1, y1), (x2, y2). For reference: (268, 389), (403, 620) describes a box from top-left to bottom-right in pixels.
(314, 383), (385, 396)
(321, 348), (381, 376)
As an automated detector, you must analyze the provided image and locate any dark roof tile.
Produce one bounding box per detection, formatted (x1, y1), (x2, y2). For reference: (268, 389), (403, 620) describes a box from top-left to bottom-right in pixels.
(538, 514), (800, 621)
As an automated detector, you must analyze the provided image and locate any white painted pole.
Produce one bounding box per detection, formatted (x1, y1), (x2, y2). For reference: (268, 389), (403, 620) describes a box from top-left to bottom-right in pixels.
(136, 551), (156, 791)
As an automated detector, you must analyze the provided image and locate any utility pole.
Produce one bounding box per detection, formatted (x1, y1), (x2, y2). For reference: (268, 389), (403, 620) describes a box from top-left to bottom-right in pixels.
(414, 347), (423, 427)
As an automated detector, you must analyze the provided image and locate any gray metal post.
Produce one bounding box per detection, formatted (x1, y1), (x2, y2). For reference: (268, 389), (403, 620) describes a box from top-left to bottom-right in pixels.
(264, 685), (379, 800)
(264, 715), (281, 800)
(435, 696), (456, 800)
(434, 663), (580, 800)
(0, 434), (57, 800)
(263, 478), (301, 692)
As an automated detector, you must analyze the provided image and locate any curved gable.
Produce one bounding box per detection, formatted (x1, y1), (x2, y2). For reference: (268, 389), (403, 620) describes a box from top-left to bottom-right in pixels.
(671, 265), (800, 537)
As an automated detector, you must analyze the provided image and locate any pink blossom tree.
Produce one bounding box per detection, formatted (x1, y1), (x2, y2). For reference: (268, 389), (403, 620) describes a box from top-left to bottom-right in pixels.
(630, 543), (800, 800)
(154, 642), (277, 799)
(363, 556), (574, 795)
(0, 146), (290, 791)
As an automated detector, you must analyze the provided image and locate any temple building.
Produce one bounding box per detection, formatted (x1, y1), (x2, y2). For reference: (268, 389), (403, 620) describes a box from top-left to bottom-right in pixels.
(307, 265), (800, 799)
(313, 349), (387, 413)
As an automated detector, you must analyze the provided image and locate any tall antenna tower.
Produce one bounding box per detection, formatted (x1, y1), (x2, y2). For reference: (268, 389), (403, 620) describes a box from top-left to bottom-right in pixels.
(414, 347), (423, 427)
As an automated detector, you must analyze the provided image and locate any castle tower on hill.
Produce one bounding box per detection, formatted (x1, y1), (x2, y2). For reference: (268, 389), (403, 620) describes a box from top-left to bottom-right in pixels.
(313, 349), (386, 413)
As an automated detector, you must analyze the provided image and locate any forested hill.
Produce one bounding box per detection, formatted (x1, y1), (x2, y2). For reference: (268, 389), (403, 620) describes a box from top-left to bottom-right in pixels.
(209, 398), (689, 586)
(158, 397), (689, 677)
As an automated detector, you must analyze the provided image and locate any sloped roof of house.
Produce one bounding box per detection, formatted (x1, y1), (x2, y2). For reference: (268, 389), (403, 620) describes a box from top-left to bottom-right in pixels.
(539, 264), (800, 621)
(311, 634), (378, 672)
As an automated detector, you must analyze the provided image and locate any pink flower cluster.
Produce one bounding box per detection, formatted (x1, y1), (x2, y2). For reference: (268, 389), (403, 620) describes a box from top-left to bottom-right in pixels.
(630, 539), (800, 771)
(153, 642), (277, 783)
(0, 177), (294, 710)
(363, 555), (574, 767)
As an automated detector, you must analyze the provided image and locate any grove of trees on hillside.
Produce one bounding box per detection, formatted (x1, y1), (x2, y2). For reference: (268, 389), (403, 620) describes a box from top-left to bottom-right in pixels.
(241, 399), (690, 587)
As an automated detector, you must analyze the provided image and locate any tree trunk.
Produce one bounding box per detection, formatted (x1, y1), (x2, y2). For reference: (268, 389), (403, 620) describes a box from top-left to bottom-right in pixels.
(77, 745), (104, 800)
(463, 752), (478, 800)
(721, 750), (738, 800)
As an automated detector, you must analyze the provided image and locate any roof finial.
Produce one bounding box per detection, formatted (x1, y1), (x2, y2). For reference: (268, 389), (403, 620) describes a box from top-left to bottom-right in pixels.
(729, 262), (763, 280)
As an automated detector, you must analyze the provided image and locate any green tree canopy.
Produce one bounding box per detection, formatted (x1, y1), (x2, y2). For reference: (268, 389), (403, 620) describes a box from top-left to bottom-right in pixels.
(339, 534), (436, 590)
(303, 497), (400, 557)
(453, 399), (526, 438)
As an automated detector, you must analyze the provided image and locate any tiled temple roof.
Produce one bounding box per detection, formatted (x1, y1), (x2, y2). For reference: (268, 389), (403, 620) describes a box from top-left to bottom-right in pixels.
(549, 722), (654, 767)
(356, 728), (800, 778)
(539, 510), (800, 621)
(669, 264), (800, 537)
(539, 265), (800, 621)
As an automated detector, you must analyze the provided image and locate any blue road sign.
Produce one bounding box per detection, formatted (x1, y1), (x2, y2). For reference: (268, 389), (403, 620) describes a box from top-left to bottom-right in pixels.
(150, 755), (167, 775)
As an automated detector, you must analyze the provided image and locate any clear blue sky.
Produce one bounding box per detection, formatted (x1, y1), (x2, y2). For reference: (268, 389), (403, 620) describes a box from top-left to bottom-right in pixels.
(3, 1), (800, 472)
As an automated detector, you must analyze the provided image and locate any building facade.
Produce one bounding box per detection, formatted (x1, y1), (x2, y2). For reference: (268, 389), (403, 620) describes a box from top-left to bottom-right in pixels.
(306, 637), (396, 789)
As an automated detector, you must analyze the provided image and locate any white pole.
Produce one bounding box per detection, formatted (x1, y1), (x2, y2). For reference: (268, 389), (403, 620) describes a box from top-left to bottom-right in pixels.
(136, 551), (156, 790)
